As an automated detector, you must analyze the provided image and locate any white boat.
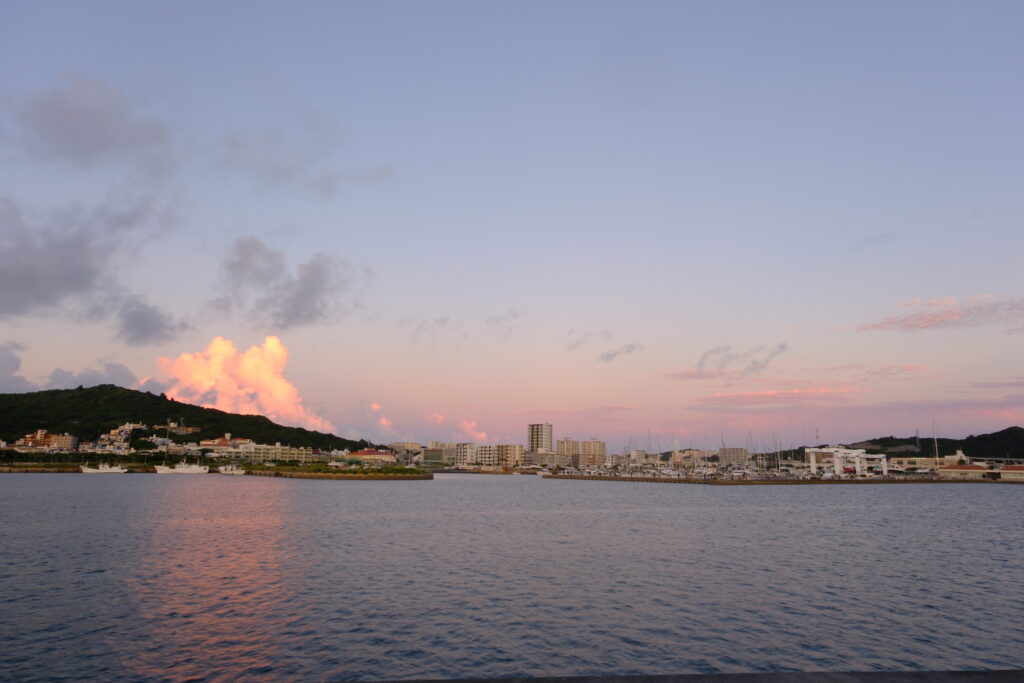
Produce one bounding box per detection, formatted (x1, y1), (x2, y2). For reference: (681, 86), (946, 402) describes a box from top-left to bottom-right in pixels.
(155, 461), (209, 474)
(217, 464), (246, 476)
(80, 463), (127, 474)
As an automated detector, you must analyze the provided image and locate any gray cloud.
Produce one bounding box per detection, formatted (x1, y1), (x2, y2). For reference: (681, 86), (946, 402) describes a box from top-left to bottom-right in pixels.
(859, 297), (1024, 333)
(45, 362), (138, 390)
(14, 71), (171, 172)
(113, 295), (191, 346)
(566, 329), (611, 352)
(485, 309), (526, 339)
(597, 343), (643, 363)
(0, 196), (187, 345)
(0, 198), (109, 317)
(220, 114), (392, 198)
(1, 343), (151, 394)
(0, 343), (36, 393)
(667, 343), (790, 381)
(402, 314), (469, 346)
(217, 236), (369, 329)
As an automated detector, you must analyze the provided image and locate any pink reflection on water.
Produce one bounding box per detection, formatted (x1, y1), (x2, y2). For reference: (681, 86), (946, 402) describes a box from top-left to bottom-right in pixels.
(118, 478), (309, 680)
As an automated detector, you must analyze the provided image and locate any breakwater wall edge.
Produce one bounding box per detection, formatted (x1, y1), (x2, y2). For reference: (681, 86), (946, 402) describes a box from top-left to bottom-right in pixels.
(542, 474), (1022, 485)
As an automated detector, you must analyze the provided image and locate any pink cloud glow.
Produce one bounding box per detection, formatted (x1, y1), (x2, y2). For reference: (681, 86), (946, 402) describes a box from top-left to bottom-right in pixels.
(157, 336), (335, 432)
(423, 412), (445, 424)
(697, 387), (869, 406)
(370, 402), (382, 412)
(378, 416), (394, 429)
(458, 419), (488, 442)
(860, 296), (1024, 332)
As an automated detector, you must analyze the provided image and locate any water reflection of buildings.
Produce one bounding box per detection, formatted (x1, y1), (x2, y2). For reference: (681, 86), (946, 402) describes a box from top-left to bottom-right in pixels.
(120, 479), (297, 680)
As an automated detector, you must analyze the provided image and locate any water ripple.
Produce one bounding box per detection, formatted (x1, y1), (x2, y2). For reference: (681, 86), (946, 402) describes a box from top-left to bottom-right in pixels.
(1, 474), (1022, 680)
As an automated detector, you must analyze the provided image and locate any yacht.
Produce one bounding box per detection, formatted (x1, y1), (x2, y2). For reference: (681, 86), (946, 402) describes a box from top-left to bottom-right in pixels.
(155, 461), (209, 474)
(80, 463), (127, 474)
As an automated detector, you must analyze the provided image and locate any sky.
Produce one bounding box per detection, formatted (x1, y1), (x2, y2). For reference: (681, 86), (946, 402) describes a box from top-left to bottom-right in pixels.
(2, 0), (1023, 451)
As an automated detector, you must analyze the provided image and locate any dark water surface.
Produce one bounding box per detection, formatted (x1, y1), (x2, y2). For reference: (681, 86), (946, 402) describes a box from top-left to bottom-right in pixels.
(1, 474), (1022, 681)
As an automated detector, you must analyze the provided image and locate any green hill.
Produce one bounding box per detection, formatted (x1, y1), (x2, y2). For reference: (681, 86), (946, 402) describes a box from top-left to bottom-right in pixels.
(847, 427), (1024, 459)
(0, 384), (369, 452)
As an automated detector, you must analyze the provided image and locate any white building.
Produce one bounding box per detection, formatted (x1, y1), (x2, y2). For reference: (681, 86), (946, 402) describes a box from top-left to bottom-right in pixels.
(455, 442), (477, 466)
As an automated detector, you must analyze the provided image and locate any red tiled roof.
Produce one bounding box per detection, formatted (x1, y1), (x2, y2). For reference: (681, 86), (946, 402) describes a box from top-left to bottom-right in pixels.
(940, 464), (988, 470)
(1001, 465), (1024, 471)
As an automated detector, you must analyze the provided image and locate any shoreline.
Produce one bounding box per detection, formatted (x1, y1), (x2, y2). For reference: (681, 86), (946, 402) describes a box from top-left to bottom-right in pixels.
(542, 474), (1022, 485)
(245, 470), (433, 481)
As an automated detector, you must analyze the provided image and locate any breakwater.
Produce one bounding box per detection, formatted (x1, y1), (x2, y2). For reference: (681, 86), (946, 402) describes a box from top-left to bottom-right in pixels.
(542, 474), (1015, 485)
(0, 466), (79, 473)
(246, 470), (433, 481)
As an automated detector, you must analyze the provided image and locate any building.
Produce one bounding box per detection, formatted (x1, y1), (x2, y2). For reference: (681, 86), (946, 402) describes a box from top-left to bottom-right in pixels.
(717, 447), (750, 466)
(348, 449), (398, 467)
(556, 438), (580, 466)
(15, 430), (79, 451)
(999, 465), (1024, 482)
(580, 439), (607, 467)
(455, 443), (477, 466)
(497, 444), (524, 467)
(939, 464), (990, 480)
(888, 451), (969, 471)
(238, 442), (314, 463)
(528, 423), (553, 453)
(199, 433), (255, 454)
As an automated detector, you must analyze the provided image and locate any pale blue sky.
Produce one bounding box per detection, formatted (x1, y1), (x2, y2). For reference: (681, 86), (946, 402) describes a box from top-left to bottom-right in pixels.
(2, 1), (1023, 447)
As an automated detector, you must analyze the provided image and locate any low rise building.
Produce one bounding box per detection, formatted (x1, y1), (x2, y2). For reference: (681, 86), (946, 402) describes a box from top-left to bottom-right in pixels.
(938, 464), (990, 480)
(199, 433), (256, 454)
(349, 448), (397, 467)
(15, 430), (78, 451)
(998, 465), (1024, 482)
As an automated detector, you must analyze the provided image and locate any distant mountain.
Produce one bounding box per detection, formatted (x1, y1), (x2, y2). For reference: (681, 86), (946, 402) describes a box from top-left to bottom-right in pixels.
(0, 384), (369, 452)
(848, 426), (1024, 459)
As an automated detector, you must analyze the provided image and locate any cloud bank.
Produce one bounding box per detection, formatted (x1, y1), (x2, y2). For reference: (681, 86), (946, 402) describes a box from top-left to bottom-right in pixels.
(859, 296), (1024, 333)
(158, 336), (334, 432)
(215, 236), (368, 330)
(597, 343), (643, 363)
(667, 343), (789, 381)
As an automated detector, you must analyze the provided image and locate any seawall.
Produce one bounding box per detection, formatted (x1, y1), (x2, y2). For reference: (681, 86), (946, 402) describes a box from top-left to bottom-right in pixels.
(246, 470), (433, 481)
(542, 474), (1019, 485)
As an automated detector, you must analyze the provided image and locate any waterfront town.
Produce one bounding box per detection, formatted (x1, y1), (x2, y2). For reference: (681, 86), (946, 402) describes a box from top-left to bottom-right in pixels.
(4, 421), (1024, 482)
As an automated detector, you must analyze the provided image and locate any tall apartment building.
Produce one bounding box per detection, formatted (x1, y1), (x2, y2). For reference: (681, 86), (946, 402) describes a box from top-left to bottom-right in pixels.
(580, 439), (607, 467)
(528, 423), (553, 453)
(556, 438), (580, 466)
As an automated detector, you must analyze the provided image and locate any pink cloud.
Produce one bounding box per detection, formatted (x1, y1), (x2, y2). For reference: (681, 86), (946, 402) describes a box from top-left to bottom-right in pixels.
(458, 419), (488, 442)
(664, 369), (727, 382)
(860, 295), (1024, 332)
(697, 387), (869, 406)
(157, 336), (334, 432)
(423, 412), (445, 424)
(378, 416), (393, 429)
(370, 402), (382, 412)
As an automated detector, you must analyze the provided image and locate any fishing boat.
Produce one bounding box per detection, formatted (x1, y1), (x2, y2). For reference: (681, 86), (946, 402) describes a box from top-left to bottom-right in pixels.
(217, 464), (246, 476)
(155, 461), (209, 474)
(80, 463), (128, 474)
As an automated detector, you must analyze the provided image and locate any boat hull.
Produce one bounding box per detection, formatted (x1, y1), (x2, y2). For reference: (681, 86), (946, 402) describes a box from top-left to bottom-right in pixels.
(155, 464), (209, 474)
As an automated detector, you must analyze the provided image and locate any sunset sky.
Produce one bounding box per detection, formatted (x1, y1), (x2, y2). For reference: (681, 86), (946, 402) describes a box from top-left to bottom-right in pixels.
(2, 1), (1023, 450)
